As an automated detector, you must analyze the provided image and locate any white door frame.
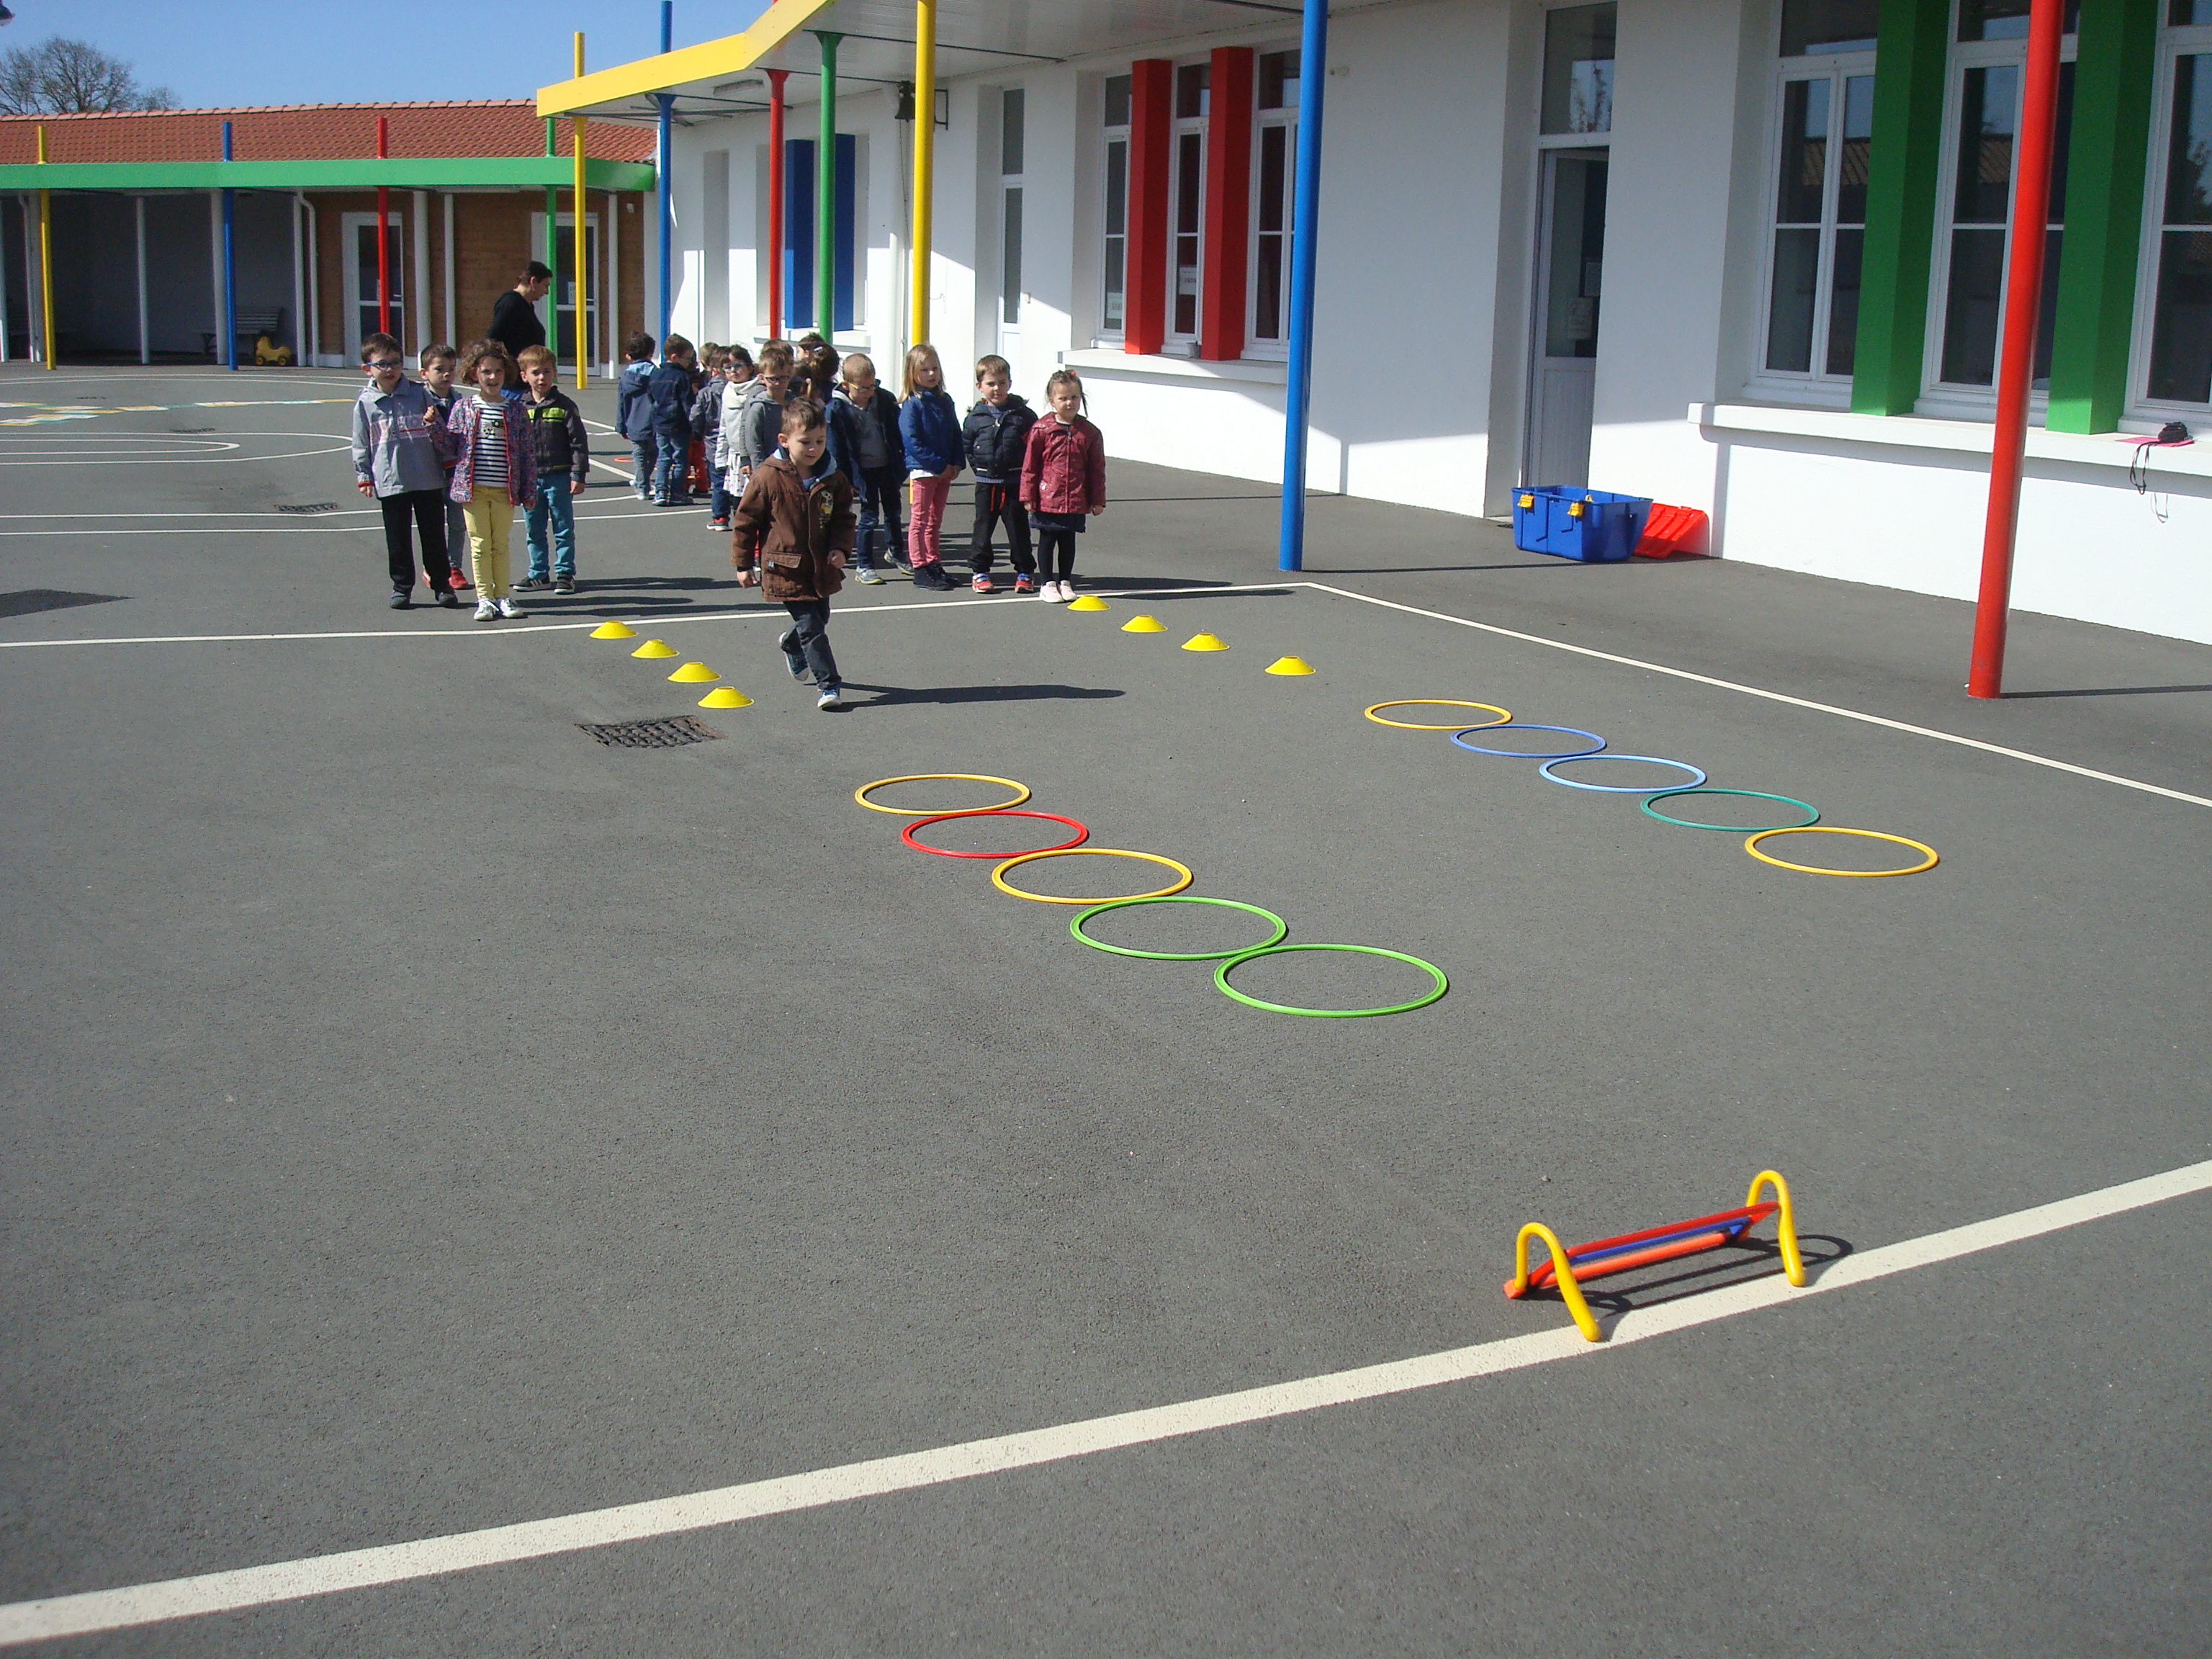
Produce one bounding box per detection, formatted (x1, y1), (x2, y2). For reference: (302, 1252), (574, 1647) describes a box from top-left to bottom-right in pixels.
(339, 210), (406, 361)
(1522, 146), (1609, 489)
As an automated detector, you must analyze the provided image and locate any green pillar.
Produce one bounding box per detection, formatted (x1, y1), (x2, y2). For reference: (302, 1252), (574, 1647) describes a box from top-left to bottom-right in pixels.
(2046, 0), (2160, 432)
(1851, 0), (1953, 415)
(542, 119), (562, 356)
(817, 32), (840, 341)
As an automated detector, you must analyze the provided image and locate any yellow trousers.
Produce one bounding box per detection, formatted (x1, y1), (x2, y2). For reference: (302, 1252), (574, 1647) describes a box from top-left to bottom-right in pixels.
(462, 486), (514, 598)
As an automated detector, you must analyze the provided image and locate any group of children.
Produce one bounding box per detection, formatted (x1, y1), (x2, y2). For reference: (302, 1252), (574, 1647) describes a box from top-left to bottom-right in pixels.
(617, 335), (1108, 602)
(349, 331), (590, 617)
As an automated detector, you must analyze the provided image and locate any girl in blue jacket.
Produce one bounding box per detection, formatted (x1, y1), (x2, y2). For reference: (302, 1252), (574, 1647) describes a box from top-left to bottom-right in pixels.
(896, 343), (963, 591)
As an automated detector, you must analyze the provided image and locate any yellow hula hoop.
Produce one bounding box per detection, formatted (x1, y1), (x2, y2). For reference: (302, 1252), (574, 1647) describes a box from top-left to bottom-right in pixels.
(855, 773), (1032, 815)
(1363, 699), (1512, 731)
(990, 848), (1195, 904)
(1744, 825), (1939, 877)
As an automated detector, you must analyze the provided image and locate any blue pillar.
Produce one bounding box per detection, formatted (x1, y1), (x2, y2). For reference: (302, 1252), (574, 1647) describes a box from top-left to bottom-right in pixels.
(657, 0), (675, 346)
(1276, 2), (1327, 571)
(221, 120), (237, 371)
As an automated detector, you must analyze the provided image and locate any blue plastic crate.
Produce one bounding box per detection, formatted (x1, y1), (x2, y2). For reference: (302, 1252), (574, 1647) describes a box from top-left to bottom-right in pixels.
(1512, 486), (1654, 562)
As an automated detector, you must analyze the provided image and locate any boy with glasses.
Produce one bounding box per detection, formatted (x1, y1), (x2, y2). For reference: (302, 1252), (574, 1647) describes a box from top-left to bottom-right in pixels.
(349, 332), (457, 609)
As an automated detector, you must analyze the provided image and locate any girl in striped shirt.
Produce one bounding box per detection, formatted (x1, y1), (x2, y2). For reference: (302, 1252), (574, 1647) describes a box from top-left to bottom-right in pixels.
(446, 341), (539, 619)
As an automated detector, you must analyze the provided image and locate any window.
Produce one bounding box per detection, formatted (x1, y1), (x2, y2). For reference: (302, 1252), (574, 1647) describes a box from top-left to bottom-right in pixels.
(1000, 88), (1025, 327)
(1251, 50), (1299, 345)
(2141, 10), (2212, 405)
(1102, 73), (1130, 333)
(1171, 62), (1210, 340)
(782, 135), (862, 333)
(1542, 4), (1616, 136)
(1761, 1), (1876, 385)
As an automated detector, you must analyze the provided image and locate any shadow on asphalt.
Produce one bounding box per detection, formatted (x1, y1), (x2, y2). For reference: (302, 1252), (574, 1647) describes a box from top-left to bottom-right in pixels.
(842, 682), (1125, 708)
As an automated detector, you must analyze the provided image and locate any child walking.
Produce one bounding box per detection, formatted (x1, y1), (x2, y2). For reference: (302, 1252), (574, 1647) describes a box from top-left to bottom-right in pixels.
(1020, 370), (1106, 604)
(616, 331), (657, 500)
(418, 342), (472, 592)
(962, 354), (1036, 594)
(349, 331), (457, 610)
(445, 339), (539, 620)
(516, 344), (590, 594)
(827, 352), (903, 585)
(647, 334), (700, 505)
(897, 343), (963, 592)
(730, 398), (855, 710)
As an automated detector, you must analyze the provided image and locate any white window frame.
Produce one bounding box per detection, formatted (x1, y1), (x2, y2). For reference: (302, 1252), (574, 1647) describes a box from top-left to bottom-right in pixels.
(1166, 58), (1210, 349)
(1749, 48), (1877, 405)
(1919, 1), (2078, 413)
(1099, 74), (1130, 344)
(2128, 14), (2212, 415)
(1246, 47), (1299, 359)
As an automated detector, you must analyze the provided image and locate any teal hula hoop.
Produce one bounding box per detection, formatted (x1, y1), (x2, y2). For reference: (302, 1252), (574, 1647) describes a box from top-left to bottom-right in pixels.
(1641, 787), (1820, 832)
(1070, 895), (1291, 961)
(1213, 943), (1449, 1017)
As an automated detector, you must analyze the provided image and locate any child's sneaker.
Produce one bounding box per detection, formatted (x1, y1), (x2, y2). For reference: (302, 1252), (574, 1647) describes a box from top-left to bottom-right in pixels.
(777, 630), (808, 680)
(434, 588), (460, 609)
(496, 596), (526, 619)
(855, 565), (886, 585)
(1012, 574), (1037, 595)
(515, 576), (552, 592)
(473, 598), (498, 621)
(1040, 581), (1069, 603)
(708, 517), (729, 532)
(971, 573), (995, 594)
(554, 575), (577, 594)
(388, 589), (412, 609)
(817, 685), (845, 710)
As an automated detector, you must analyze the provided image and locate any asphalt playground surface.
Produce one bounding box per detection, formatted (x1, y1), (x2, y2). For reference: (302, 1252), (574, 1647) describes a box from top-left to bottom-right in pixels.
(2, 366), (2209, 1655)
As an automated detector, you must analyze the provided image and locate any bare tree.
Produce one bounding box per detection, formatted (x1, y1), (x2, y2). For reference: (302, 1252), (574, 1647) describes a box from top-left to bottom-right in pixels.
(0, 37), (176, 116)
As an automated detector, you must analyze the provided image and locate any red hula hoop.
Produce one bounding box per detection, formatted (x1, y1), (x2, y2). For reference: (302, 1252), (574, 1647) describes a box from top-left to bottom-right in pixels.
(900, 809), (1091, 860)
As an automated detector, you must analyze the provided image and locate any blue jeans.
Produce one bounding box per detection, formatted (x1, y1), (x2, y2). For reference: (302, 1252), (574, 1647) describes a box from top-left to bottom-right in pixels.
(781, 599), (840, 690)
(654, 430), (689, 501)
(631, 437), (655, 497)
(855, 464), (904, 570)
(709, 464), (734, 522)
(524, 476), (577, 579)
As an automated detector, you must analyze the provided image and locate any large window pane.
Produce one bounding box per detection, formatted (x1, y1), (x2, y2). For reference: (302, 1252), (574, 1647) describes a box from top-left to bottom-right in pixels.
(1102, 138), (1126, 331)
(2165, 55), (2212, 225)
(1175, 63), (1209, 120)
(1173, 130), (1202, 335)
(1954, 65), (2018, 225)
(2147, 231), (2212, 401)
(1777, 79), (1832, 221)
(1781, 0), (1880, 55)
(2173, 0), (2212, 22)
(1826, 227), (1865, 374)
(1259, 50), (1300, 111)
(1104, 74), (1130, 128)
(1959, 0), (2080, 40)
(1941, 226), (2008, 382)
(1766, 228), (1822, 370)
(1838, 74), (1875, 223)
(1002, 187), (1022, 325)
(1541, 4), (1616, 135)
(1001, 88), (1025, 176)
(1542, 155), (1607, 358)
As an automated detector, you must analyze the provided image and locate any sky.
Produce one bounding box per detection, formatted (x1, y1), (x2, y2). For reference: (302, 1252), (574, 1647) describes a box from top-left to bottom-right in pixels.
(0, 0), (773, 107)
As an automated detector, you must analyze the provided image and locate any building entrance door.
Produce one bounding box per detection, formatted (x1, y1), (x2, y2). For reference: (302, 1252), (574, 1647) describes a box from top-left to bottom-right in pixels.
(1525, 148), (1608, 488)
(341, 212), (404, 359)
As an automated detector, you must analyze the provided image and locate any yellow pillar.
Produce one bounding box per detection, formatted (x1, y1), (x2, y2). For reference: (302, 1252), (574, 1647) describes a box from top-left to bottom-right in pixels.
(909, 0), (935, 346)
(35, 125), (55, 369)
(572, 32), (589, 386)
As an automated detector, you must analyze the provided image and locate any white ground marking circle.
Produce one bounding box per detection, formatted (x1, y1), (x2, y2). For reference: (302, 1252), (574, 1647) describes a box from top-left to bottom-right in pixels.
(0, 431), (348, 466)
(0, 436), (238, 459)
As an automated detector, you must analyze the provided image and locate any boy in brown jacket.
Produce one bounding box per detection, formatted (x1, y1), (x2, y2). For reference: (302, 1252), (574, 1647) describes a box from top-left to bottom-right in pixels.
(731, 398), (856, 709)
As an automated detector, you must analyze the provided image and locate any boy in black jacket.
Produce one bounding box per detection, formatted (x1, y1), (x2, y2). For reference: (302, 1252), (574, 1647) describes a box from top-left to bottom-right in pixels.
(646, 334), (700, 505)
(962, 355), (1036, 594)
(826, 352), (906, 585)
(516, 345), (590, 593)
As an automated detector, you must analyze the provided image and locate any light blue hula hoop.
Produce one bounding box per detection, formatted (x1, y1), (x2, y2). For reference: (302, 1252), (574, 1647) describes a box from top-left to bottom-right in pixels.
(1449, 723), (1606, 759)
(1538, 755), (1708, 793)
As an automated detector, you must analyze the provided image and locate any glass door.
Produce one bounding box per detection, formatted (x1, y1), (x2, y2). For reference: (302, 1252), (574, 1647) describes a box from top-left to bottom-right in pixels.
(1524, 149), (1609, 487)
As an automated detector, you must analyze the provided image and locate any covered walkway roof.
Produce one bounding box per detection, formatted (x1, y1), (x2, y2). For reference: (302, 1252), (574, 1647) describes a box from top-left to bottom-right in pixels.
(536, 0), (1310, 121)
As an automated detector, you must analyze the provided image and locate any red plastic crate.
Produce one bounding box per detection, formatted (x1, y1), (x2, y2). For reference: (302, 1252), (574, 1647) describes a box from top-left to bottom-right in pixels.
(1634, 503), (1709, 557)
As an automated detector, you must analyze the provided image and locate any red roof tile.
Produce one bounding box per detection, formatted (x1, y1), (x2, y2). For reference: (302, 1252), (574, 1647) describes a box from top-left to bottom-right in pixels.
(0, 101), (655, 166)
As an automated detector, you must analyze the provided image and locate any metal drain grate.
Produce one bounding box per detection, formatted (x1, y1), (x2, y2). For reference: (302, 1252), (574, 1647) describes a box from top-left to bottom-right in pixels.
(577, 716), (724, 748)
(169, 426), (215, 433)
(276, 502), (340, 515)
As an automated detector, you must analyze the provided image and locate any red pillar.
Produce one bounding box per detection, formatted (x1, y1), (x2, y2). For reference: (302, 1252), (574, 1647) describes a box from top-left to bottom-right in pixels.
(1124, 59), (1172, 356)
(1200, 47), (1254, 362)
(767, 68), (789, 340)
(375, 115), (391, 338)
(1968, 0), (2065, 698)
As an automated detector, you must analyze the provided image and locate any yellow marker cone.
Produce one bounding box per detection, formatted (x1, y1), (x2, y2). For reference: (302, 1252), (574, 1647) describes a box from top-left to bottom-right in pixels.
(1264, 655), (1316, 675)
(588, 619), (637, 640)
(1182, 632), (1228, 652)
(631, 639), (679, 659)
(697, 685), (754, 709)
(1066, 594), (1110, 612)
(1121, 614), (1166, 633)
(667, 662), (720, 683)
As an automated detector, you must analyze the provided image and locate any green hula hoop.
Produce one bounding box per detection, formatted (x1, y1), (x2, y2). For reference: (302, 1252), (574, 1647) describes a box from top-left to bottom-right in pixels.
(1642, 786), (1820, 832)
(1070, 895), (1291, 961)
(1213, 943), (1449, 1018)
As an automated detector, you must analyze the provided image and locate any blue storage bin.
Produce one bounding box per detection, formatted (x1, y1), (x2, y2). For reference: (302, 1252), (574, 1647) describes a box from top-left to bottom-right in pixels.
(1511, 486), (1654, 562)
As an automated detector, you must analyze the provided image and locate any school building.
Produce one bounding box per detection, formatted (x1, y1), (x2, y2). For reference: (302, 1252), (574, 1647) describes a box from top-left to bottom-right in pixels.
(540, 0), (2211, 647)
(0, 102), (657, 374)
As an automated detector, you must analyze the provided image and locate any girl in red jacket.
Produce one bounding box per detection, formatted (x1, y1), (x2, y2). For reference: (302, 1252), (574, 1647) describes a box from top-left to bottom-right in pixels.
(1018, 370), (1106, 603)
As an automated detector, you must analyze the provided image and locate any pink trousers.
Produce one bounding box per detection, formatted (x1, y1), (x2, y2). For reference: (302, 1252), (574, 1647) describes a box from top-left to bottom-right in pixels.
(907, 472), (955, 567)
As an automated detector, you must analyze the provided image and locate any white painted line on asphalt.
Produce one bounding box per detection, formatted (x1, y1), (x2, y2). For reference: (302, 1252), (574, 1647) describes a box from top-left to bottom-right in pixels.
(0, 511), (658, 538)
(1, 1157), (2206, 1647)
(1300, 583), (2212, 811)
